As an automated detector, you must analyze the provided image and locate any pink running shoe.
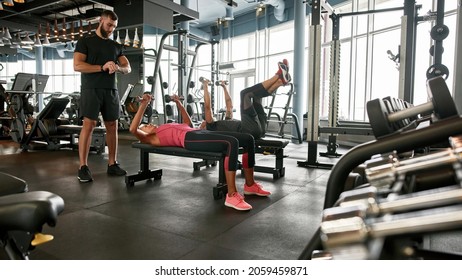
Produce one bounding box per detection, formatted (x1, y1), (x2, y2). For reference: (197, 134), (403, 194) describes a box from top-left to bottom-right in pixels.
(225, 192), (252, 210)
(244, 182), (271, 196)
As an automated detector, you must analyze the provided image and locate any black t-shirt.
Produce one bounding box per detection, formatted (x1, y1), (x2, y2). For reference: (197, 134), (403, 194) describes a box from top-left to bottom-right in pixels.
(74, 35), (124, 89)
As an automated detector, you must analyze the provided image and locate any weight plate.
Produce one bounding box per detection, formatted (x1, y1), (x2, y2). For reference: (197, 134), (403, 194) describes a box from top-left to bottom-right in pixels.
(427, 76), (458, 119)
(426, 63), (449, 80)
(430, 24), (449, 41)
(10, 94), (22, 113)
(10, 118), (25, 143)
(429, 45), (444, 56)
(366, 98), (395, 138)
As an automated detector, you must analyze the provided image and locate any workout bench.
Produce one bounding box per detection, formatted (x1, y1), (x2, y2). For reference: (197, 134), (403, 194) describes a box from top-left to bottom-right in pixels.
(253, 138), (289, 179)
(125, 142), (228, 199)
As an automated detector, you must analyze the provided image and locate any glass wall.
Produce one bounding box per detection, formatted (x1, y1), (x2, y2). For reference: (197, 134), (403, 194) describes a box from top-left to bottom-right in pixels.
(0, 0), (458, 125)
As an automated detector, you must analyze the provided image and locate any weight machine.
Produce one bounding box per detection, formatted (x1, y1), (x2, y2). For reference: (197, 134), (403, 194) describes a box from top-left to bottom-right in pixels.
(298, 0), (450, 169)
(149, 30), (219, 124)
(7, 73), (105, 153)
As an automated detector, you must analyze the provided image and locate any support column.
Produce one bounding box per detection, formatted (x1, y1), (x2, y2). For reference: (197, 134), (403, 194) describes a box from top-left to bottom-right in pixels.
(453, 0), (462, 111)
(35, 46), (44, 112)
(291, 0), (306, 144)
(297, 0), (332, 169)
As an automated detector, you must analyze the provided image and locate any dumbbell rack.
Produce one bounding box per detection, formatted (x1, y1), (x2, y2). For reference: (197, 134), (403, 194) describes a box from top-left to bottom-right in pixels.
(299, 116), (462, 260)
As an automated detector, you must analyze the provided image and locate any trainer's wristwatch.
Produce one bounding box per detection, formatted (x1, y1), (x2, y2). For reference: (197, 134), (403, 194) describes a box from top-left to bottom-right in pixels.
(100, 65), (104, 72)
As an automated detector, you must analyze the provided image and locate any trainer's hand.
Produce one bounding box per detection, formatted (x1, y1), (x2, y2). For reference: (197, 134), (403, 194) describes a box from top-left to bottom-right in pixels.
(102, 61), (119, 74)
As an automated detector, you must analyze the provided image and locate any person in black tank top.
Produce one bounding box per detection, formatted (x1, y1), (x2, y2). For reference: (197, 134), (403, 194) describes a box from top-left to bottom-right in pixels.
(199, 60), (291, 139)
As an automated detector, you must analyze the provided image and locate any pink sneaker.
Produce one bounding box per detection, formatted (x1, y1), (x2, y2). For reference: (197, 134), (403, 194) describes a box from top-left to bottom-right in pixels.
(244, 182), (271, 196)
(225, 192), (252, 211)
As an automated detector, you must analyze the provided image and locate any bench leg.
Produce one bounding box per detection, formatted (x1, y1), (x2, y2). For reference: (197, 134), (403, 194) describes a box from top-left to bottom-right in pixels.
(253, 147), (286, 179)
(214, 158), (228, 199)
(125, 150), (162, 187)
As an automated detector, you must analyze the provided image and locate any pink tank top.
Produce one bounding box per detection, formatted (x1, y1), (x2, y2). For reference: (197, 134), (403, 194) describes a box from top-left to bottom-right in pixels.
(156, 123), (195, 147)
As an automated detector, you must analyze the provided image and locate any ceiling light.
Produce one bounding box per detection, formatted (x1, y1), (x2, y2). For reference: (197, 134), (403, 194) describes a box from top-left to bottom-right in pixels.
(133, 28), (140, 48)
(62, 17), (67, 39)
(0, 3), (3, 10)
(54, 18), (59, 39)
(42, 35), (51, 46)
(13, 0), (25, 3)
(115, 31), (122, 44)
(34, 34), (41, 46)
(2, 0), (14, 7)
(45, 22), (50, 38)
(124, 29), (131, 47)
(22, 33), (34, 45)
(256, 3), (266, 17)
(79, 19), (83, 37)
(70, 21), (75, 40)
(11, 33), (22, 45)
(4, 27), (11, 40)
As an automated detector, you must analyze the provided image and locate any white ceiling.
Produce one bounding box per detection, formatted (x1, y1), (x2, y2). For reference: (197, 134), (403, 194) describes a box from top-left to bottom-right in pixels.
(183, 0), (266, 28)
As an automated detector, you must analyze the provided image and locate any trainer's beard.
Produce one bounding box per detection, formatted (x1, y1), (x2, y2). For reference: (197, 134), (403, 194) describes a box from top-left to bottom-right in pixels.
(100, 28), (110, 39)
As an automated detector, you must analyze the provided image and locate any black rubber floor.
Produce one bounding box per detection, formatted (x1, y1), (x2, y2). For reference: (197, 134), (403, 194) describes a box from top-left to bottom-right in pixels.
(0, 133), (337, 260)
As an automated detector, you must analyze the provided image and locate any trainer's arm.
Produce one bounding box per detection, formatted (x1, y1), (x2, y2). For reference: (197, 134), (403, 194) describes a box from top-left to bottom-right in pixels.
(73, 52), (102, 73)
(116, 55), (131, 74)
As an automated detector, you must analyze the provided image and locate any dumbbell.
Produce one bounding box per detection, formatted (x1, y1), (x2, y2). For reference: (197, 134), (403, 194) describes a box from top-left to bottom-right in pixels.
(215, 80), (229, 86)
(327, 184), (462, 220)
(320, 203), (462, 248)
(199, 77), (212, 86)
(164, 94), (184, 103)
(364, 148), (460, 189)
(366, 76), (458, 138)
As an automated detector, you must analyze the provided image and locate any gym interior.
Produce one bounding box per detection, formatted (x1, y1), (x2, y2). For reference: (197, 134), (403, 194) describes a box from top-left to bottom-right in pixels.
(1, 0), (462, 260)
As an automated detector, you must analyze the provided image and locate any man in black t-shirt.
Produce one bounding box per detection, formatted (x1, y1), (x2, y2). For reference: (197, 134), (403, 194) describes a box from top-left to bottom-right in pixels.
(74, 10), (131, 183)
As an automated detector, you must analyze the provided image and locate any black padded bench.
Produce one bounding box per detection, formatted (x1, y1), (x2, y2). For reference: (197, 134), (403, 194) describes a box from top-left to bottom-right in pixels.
(125, 142), (228, 199)
(57, 124), (106, 154)
(253, 138), (289, 179)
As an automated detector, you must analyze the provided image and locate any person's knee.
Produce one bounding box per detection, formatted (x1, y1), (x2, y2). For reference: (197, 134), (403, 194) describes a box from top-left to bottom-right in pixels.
(104, 120), (117, 130)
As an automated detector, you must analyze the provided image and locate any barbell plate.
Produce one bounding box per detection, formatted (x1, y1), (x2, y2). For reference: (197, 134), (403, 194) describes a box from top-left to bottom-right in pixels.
(366, 98), (395, 138)
(10, 94), (22, 113)
(10, 118), (25, 143)
(427, 76), (458, 119)
(426, 63), (449, 80)
(430, 24), (450, 41)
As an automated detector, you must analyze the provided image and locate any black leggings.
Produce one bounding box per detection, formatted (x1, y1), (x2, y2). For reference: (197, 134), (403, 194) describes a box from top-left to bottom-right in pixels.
(184, 130), (255, 171)
(240, 83), (269, 139)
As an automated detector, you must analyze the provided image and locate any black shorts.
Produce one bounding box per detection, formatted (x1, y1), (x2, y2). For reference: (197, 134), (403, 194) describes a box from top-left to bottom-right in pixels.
(79, 88), (120, 121)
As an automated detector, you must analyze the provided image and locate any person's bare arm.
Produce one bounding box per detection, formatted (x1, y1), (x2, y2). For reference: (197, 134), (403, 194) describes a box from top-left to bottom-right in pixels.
(220, 82), (233, 119)
(129, 94), (152, 144)
(73, 52), (102, 73)
(202, 79), (214, 123)
(172, 95), (193, 127)
(116, 55), (131, 74)
(73, 52), (131, 74)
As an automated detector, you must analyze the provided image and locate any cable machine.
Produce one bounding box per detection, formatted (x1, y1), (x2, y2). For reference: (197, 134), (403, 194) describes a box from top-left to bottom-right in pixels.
(150, 30), (218, 124)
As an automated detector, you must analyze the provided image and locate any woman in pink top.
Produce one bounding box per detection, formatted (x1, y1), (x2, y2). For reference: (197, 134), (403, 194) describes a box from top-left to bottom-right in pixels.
(130, 94), (271, 211)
